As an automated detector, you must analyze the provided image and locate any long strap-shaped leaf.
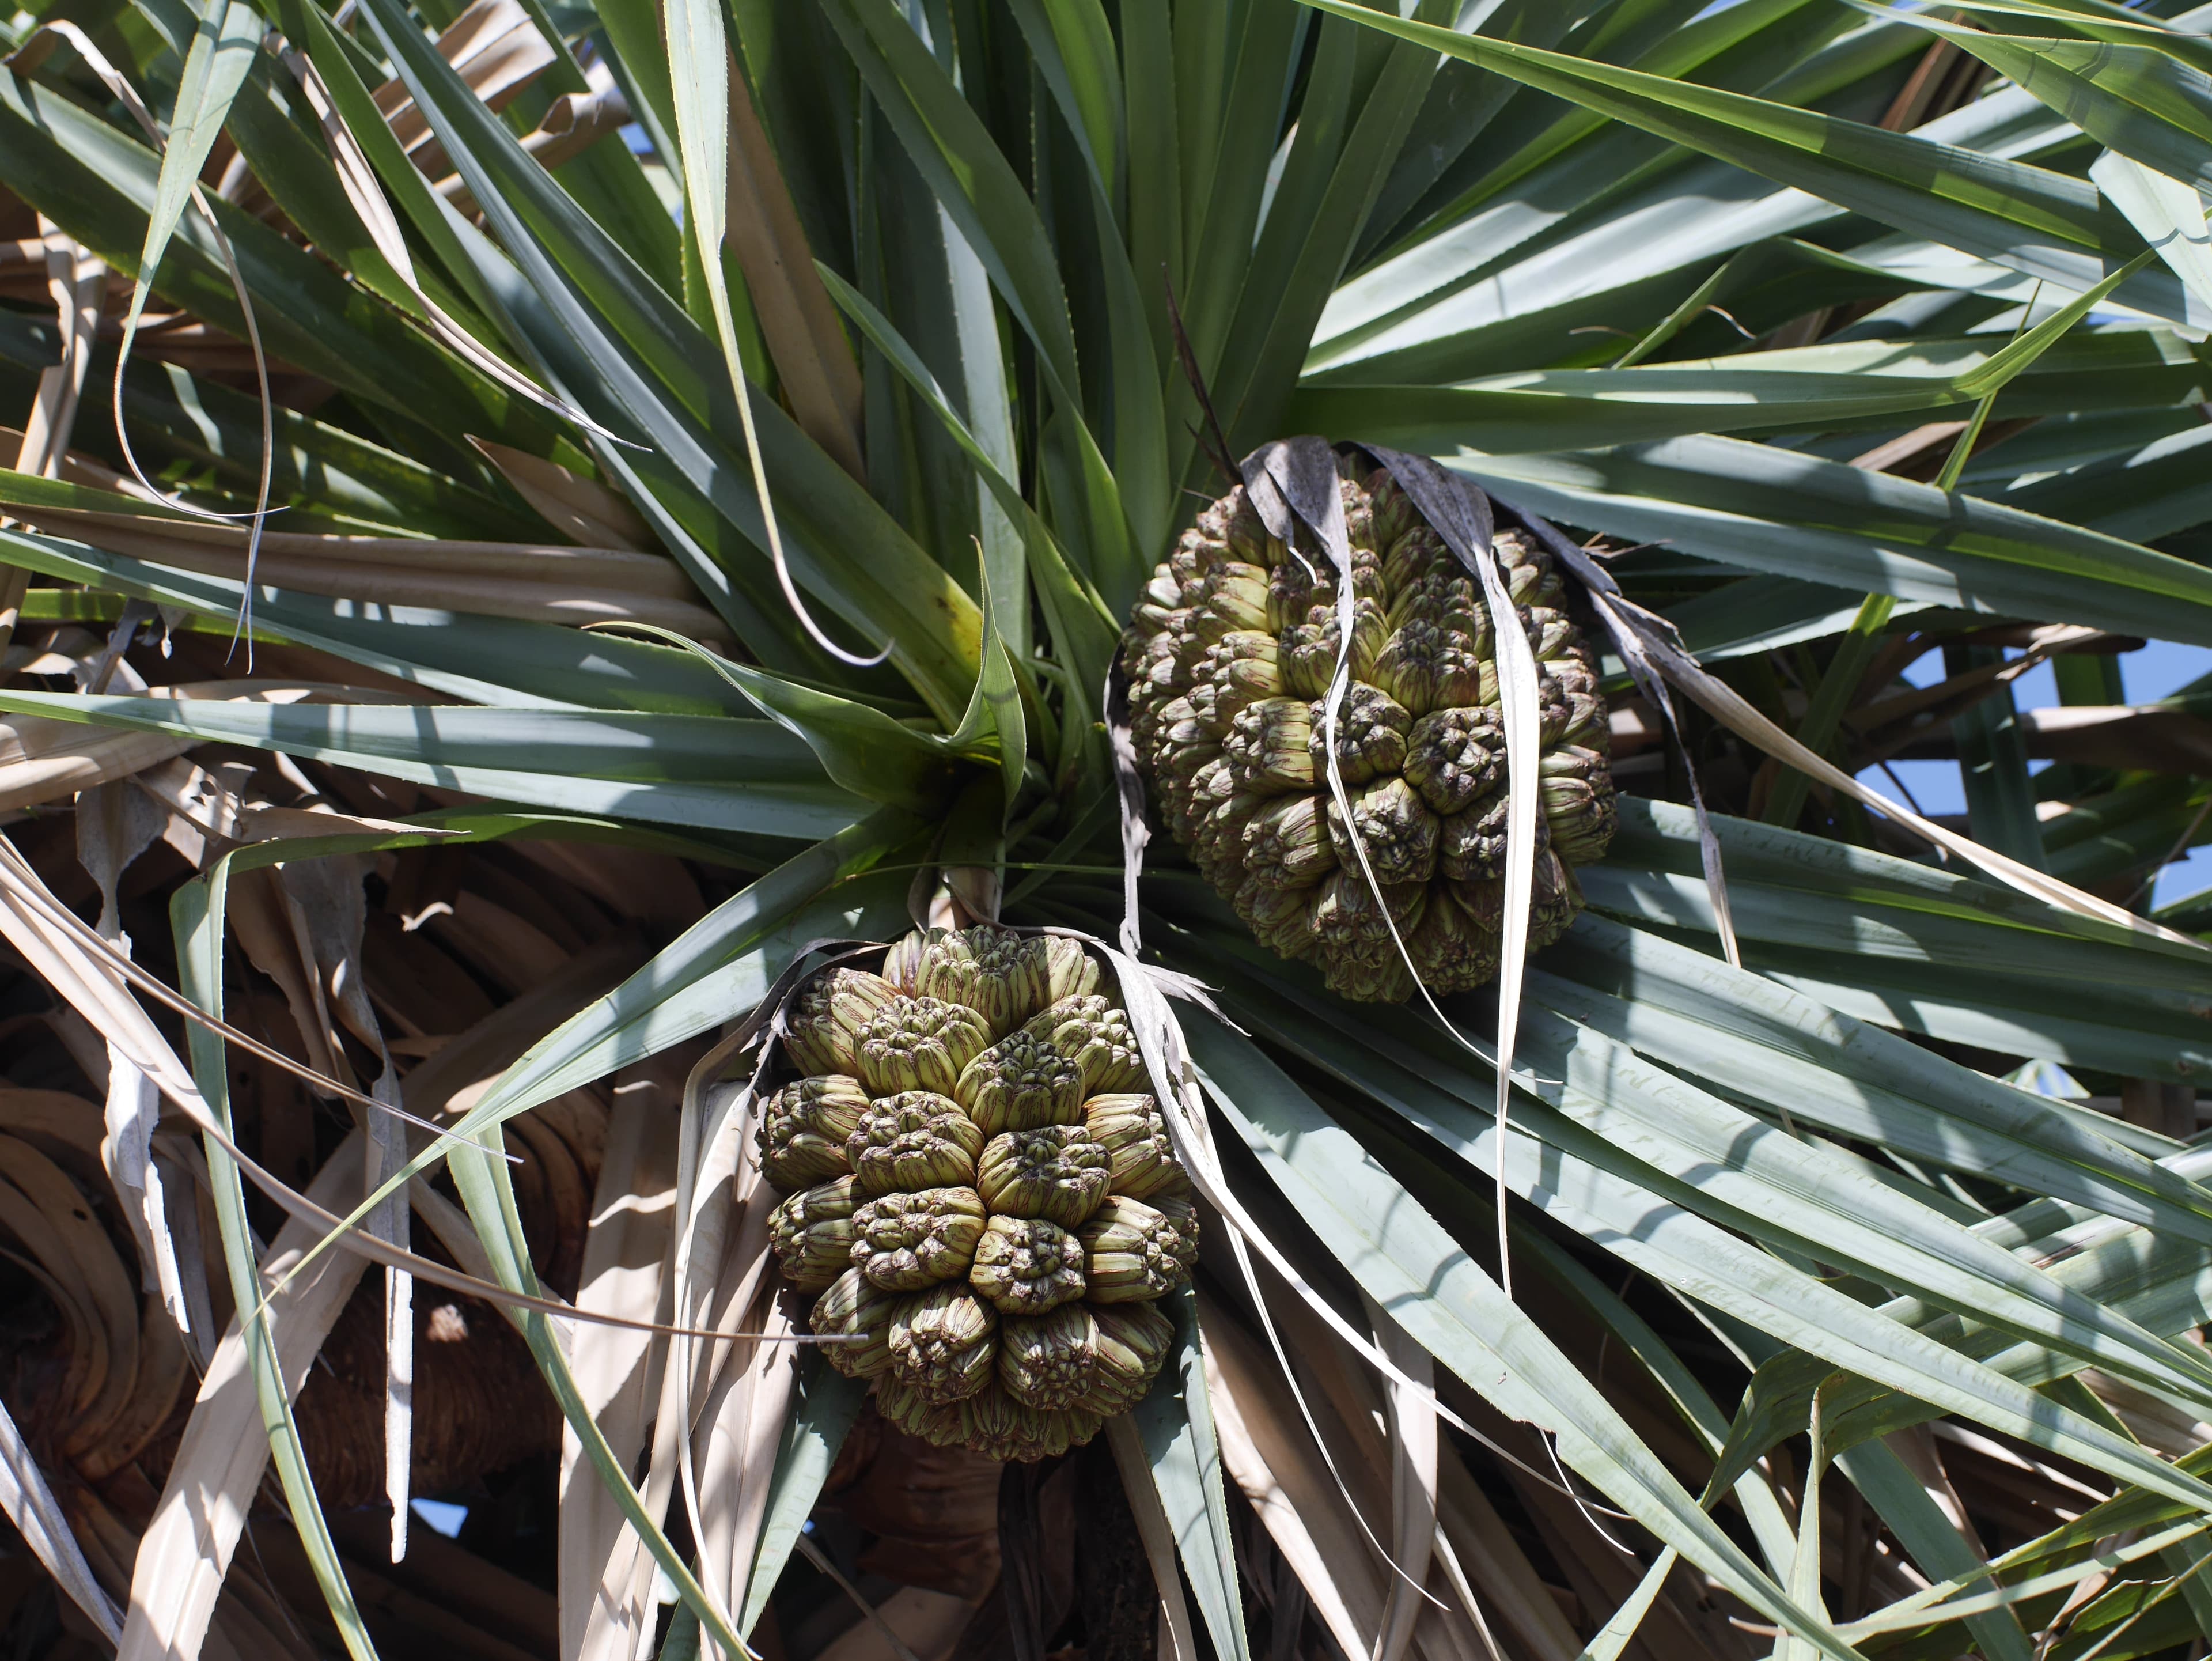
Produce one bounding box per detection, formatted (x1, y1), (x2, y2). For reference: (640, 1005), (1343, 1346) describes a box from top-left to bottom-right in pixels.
(1001, 0), (1173, 567)
(669, 959), (819, 1623)
(1104, 1409), (1203, 1661)
(1107, 917), (1446, 1661)
(1297, 0), (2200, 326)
(6, 809), (868, 1341)
(1859, 3), (2212, 196)
(0, 218), (103, 655)
(815, 262), (1120, 707)
(279, 29), (624, 442)
(1541, 917), (2212, 1245)
(0, 1395), (119, 1641)
(737, 1360), (866, 1632)
(661, 0), (880, 670)
(1509, 505), (2209, 948)
(580, 622), (961, 814)
(1834, 1438), (2035, 1661)
(171, 862), (381, 1661)
(1183, 933), (2212, 1516)
(1091, 948), (1255, 1661)
(0, 688), (872, 841)
(1111, 1298), (1226, 1661)
(1365, 1292), (1440, 1661)
(2, 225), (101, 491)
(718, 46), (863, 479)
(96, 0), (260, 480)
(442, 1114), (759, 1660)
(1487, 258), (2137, 925)
(941, 582), (1028, 820)
(340, 0), (980, 708)
(1356, 445), (1547, 1292)
(1092, 922), (1864, 1658)
(16, 19), (278, 631)
(0, 521), (763, 714)
(2094, 150), (2212, 315)
(1774, 1380), (1838, 1661)
(1188, 1018), (1865, 1661)
(0, 821), (834, 1336)
(1214, 928), (2212, 1421)
(1573, 1548), (1676, 1661)
(812, 0), (1140, 603)
(2, 829), (864, 1661)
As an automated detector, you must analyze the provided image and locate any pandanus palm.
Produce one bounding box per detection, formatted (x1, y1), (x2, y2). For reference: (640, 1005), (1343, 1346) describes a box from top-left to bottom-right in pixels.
(5, 0), (2212, 1658)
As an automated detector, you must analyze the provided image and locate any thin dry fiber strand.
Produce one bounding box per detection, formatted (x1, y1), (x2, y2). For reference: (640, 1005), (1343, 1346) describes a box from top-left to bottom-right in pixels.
(1093, 899), (1588, 1523)
(1202, 1292), (1416, 1661)
(1093, 925), (1503, 1634)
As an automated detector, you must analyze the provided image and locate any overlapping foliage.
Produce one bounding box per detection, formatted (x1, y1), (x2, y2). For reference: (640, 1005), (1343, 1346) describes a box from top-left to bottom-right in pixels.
(6, 0), (2212, 1657)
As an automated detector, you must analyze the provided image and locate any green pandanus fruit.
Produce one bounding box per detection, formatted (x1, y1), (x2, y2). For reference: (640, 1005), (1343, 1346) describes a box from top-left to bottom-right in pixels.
(1120, 448), (1617, 1000)
(757, 924), (1196, 1459)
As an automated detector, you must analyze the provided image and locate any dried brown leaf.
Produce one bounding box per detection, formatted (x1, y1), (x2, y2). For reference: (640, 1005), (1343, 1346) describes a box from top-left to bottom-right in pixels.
(560, 1054), (681, 1661)
(467, 437), (653, 553)
(118, 1134), (371, 1661)
(722, 49), (864, 479)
